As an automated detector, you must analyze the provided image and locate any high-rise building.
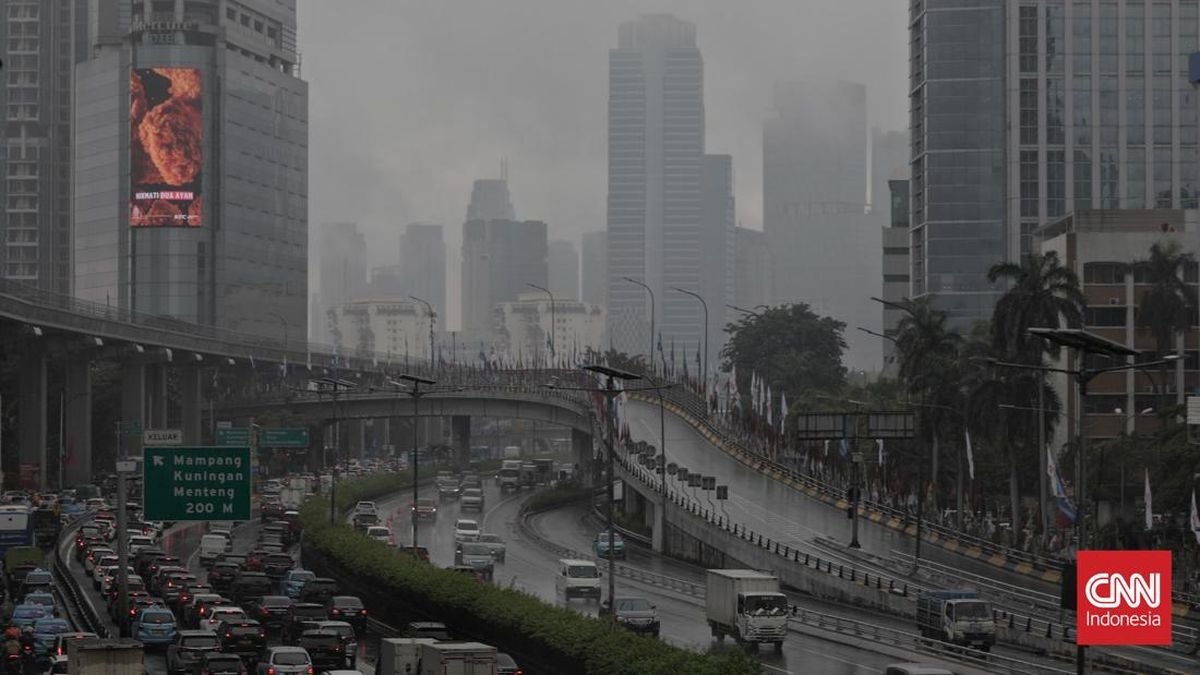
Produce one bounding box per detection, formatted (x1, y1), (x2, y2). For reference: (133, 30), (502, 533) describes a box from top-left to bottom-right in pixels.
(548, 239), (580, 300)
(763, 81), (875, 368)
(581, 230), (607, 307)
(399, 223), (446, 320)
(73, 0), (308, 340)
(911, 2), (1200, 327)
(461, 219), (548, 335)
(317, 222), (366, 342)
(466, 178), (515, 222)
(368, 265), (404, 298)
(698, 154), (735, 370)
(881, 177), (911, 371)
(1, 1), (88, 295)
(735, 227), (770, 310)
(606, 14), (705, 359)
(328, 298), (430, 360)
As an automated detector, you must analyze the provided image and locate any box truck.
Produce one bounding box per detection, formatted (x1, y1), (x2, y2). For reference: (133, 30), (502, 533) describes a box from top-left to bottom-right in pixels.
(67, 639), (144, 675)
(377, 638), (497, 675)
(915, 589), (995, 651)
(705, 569), (788, 651)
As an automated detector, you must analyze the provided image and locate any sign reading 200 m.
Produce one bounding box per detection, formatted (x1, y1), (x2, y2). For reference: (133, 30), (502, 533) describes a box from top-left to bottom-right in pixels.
(130, 68), (203, 227)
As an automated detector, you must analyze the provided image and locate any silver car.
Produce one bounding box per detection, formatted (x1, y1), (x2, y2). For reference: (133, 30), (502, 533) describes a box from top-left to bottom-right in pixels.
(257, 647), (311, 675)
(478, 533), (506, 562)
(455, 542), (495, 574)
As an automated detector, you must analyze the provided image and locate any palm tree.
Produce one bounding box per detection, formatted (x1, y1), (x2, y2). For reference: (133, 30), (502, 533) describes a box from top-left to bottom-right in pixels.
(987, 252), (1086, 363)
(1133, 241), (1197, 410)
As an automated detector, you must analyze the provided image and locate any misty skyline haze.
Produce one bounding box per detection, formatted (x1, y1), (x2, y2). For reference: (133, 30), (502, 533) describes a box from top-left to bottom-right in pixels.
(299, 1), (908, 332)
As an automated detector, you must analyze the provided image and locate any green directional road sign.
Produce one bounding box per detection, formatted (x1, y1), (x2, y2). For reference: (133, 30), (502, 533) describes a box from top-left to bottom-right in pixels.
(259, 427), (310, 448)
(215, 427), (251, 446)
(142, 446), (251, 521)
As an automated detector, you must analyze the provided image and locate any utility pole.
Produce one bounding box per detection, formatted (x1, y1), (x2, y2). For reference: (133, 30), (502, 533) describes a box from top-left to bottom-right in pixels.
(395, 374), (436, 551)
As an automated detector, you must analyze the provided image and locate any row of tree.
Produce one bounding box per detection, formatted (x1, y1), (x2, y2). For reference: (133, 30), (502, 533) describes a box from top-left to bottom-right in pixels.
(718, 241), (1198, 539)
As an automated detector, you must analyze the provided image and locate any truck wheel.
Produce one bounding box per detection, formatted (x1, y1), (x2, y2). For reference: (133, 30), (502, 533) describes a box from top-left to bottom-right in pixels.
(773, 641), (783, 653)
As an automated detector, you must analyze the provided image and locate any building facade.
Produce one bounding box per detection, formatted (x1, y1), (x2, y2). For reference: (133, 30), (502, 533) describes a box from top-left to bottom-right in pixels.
(493, 293), (605, 366)
(466, 177), (515, 222)
(548, 238), (579, 300)
(881, 178), (911, 370)
(327, 298), (431, 361)
(1037, 209), (1197, 453)
(73, 0), (308, 340)
(699, 153), (735, 370)
(1, 0), (87, 295)
(735, 226), (771, 310)
(399, 222), (446, 320)
(606, 14), (705, 359)
(911, 0), (1200, 328)
(315, 222), (366, 343)
(461, 219), (548, 336)
(581, 229), (607, 307)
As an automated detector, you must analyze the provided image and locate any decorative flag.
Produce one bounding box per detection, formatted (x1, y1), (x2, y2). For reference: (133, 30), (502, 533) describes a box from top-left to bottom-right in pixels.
(730, 365), (740, 410)
(657, 331), (665, 369)
(766, 388), (773, 428)
(670, 338), (676, 375)
(779, 392), (788, 434)
(838, 438), (850, 458)
(1191, 490), (1200, 544)
(1048, 449), (1077, 524)
(682, 348), (690, 382)
(1144, 469), (1153, 531)
(823, 440), (830, 457)
(964, 429), (975, 480)
(876, 438), (885, 465)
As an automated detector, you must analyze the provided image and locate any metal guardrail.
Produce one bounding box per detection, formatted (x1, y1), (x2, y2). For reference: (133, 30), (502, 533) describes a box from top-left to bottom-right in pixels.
(632, 387), (1066, 574)
(52, 518), (109, 638)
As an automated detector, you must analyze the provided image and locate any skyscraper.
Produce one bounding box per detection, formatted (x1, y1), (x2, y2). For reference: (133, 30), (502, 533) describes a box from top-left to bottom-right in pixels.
(317, 222), (366, 342)
(735, 227), (770, 310)
(466, 178), (515, 222)
(548, 239), (580, 300)
(73, 0), (308, 339)
(580, 230), (607, 307)
(913, 1), (1200, 327)
(399, 223), (446, 320)
(606, 14), (705, 360)
(699, 154), (735, 369)
(1, 1), (87, 295)
(460, 219), (548, 336)
(763, 81), (875, 368)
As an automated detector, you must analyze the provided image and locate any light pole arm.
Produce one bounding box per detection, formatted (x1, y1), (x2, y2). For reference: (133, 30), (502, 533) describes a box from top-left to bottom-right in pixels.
(623, 277), (656, 372)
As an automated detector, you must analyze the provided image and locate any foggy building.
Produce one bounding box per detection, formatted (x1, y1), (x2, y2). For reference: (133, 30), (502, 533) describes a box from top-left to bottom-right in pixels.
(0, 1), (87, 295)
(606, 14), (706, 360)
(881, 177), (910, 372)
(735, 227), (770, 310)
(912, 2), (1200, 328)
(580, 230), (607, 307)
(317, 223), (367, 342)
(466, 177), (515, 222)
(548, 239), (579, 300)
(73, 0), (308, 340)
(461, 219), (548, 336)
(870, 129), (910, 230)
(398, 222), (446, 320)
(763, 81), (875, 369)
(328, 298), (430, 360)
(698, 154), (735, 373)
(368, 265), (404, 298)
(493, 293), (605, 366)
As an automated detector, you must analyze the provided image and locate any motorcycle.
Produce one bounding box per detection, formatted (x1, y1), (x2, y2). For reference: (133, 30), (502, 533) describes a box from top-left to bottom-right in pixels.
(4, 653), (23, 675)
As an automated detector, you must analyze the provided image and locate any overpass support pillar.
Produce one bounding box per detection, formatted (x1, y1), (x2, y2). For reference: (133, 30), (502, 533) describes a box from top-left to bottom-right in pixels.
(345, 419), (364, 459)
(146, 364), (168, 428)
(121, 363), (146, 459)
(18, 342), (47, 490)
(178, 367), (203, 444)
(571, 428), (593, 486)
(451, 416), (471, 467)
(63, 359), (92, 488)
(652, 500), (665, 553)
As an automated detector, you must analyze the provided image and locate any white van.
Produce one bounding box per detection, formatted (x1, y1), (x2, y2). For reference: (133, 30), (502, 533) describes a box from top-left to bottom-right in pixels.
(198, 534), (228, 566)
(555, 559), (601, 601)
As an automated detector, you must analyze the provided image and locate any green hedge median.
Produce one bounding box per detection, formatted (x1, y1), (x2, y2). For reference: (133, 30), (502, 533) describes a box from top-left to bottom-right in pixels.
(300, 474), (759, 675)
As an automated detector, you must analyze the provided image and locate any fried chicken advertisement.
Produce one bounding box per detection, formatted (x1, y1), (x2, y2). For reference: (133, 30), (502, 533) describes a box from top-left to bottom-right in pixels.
(130, 68), (203, 228)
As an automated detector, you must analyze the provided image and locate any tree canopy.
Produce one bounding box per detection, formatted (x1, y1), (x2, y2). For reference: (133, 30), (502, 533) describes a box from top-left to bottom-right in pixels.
(721, 303), (846, 398)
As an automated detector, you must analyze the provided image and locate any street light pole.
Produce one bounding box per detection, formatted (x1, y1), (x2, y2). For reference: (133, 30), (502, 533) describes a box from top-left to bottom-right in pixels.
(623, 277), (655, 373)
(672, 287), (708, 390)
(410, 296), (436, 370)
(395, 374), (437, 552)
(526, 283), (556, 365)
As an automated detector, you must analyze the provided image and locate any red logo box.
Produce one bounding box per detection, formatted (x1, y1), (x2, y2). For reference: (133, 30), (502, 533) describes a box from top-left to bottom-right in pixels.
(1077, 550), (1172, 645)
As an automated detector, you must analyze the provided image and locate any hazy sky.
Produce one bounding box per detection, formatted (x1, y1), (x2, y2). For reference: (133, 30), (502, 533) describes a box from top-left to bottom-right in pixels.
(299, 1), (908, 329)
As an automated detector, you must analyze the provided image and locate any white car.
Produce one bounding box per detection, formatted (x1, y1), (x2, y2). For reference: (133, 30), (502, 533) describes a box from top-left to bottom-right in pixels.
(365, 526), (391, 545)
(453, 519), (480, 542)
(202, 607), (248, 633)
(127, 535), (154, 555)
(354, 501), (377, 515)
(84, 549), (115, 576)
(101, 569), (137, 595)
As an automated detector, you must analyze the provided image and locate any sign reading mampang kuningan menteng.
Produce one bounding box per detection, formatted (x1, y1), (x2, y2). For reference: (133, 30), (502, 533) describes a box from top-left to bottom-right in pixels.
(130, 67), (203, 227)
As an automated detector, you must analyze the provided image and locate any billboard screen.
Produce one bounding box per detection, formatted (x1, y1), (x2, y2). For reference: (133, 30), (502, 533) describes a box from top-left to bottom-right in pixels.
(130, 68), (203, 227)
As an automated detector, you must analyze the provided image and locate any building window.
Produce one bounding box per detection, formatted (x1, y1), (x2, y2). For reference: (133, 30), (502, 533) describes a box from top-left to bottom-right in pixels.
(1126, 79), (1145, 146)
(1020, 78), (1038, 145)
(1151, 2), (1172, 74)
(1126, 0), (1145, 73)
(1152, 78), (1172, 145)
(1099, 2), (1118, 73)
(1073, 76), (1091, 146)
(1086, 306), (1127, 327)
(1153, 147), (1172, 208)
(1074, 149), (1093, 211)
(1047, 78), (1066, 145)
(1019, 5), (1038, 73)
(1126, 147), (1146, 207)
(1072, 2), (1092, 74)
(1048, 150), (1066, 217)
(1084, 262), (1126, 285)
(1100, 148), (1119, 209)
(1181, 147), (1199, 208)
(1046, 3), (1064, 73)
(1099, 82), (1118, 145)
(1021, 150), (1039, 218)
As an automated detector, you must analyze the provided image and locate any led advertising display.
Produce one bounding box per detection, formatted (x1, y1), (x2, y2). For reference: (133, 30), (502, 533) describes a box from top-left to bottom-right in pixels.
(130, 68), (203, 227)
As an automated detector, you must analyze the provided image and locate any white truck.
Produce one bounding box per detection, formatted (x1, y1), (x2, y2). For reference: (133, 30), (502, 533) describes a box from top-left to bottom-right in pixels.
(916, 589), (995, 651)
(377, 638), (497, 675)
(67, 639), (144, 675)
(705, 569), (788, 651)
(280, 485), (306, 510)
(499, 459), (522, 493)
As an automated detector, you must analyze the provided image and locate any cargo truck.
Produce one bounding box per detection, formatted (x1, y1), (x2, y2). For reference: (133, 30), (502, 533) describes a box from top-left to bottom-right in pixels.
(704, 569), (788, 651)
(67, 639), (143, 675)
(915, 589), (995, 651)
(499, 460), (522, 493)
(377, 638), (497, 675)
